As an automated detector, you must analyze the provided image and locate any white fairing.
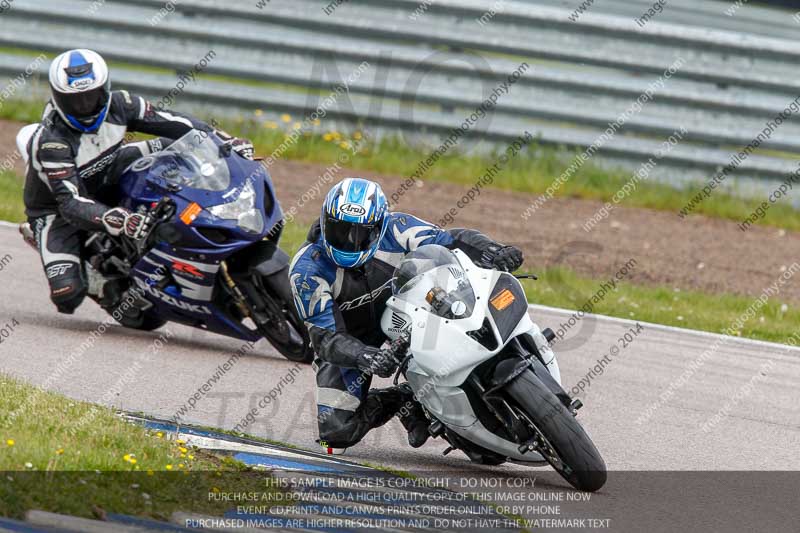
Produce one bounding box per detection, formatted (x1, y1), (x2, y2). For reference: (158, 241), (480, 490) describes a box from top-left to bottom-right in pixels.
(16, 124), (39, 165)
(381, 248), (562, 463)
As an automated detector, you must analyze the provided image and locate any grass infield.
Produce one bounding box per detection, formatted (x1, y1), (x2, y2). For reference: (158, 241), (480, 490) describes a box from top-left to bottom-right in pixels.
(0, 374), (281, 520)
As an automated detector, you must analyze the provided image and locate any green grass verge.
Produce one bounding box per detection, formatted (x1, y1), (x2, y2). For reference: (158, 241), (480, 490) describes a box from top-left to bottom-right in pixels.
(0, 171), (25, 222)
(3, 98), (799, 232)
(518, 268), (799, 345)
(0, 374), (280, 520)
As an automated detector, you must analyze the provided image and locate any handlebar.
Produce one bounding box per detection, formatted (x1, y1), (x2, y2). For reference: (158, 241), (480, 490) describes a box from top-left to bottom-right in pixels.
(393, 354), (411, 386)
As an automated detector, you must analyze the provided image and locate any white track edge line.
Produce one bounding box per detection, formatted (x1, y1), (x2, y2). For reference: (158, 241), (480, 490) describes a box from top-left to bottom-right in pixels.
(528, 303), (800, 353)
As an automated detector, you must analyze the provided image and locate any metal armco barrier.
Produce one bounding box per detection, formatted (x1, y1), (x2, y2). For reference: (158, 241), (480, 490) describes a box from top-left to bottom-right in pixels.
(0, 0), (798, 182)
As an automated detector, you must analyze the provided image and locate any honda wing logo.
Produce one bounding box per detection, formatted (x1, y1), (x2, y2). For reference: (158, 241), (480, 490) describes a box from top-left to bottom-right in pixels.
(448, 266), (465, 279)
(388, 312), (410, 334)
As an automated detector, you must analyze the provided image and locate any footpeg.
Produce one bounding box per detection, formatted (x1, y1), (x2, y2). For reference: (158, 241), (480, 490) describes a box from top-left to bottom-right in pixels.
(442, 446), (455, 456)
(518, 438), (539, 455)
(570, 399), (583, 416)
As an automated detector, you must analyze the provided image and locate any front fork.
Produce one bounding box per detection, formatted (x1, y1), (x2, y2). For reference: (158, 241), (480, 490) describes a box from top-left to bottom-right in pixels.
(517, 325), (581, 414)
(523, 323), (562, 385)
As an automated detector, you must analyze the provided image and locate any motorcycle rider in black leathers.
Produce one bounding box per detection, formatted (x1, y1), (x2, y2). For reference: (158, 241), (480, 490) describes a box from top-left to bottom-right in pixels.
(290, 177), (523, 451)
(21, 49), (253, 314)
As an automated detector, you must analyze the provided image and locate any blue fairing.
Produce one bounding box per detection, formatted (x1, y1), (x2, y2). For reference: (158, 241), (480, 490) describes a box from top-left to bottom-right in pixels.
(116, 131), (284, 341)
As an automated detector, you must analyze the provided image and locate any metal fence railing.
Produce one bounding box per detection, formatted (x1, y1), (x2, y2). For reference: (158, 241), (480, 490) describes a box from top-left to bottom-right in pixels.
(1, 0), (798, 184)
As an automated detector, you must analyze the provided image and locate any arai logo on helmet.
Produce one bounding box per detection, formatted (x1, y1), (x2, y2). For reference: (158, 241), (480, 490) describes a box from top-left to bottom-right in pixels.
(339, 203), (366, 217)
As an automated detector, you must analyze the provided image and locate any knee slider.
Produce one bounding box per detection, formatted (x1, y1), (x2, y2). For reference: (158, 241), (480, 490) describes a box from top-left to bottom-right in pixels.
(49, 267), (87, 314)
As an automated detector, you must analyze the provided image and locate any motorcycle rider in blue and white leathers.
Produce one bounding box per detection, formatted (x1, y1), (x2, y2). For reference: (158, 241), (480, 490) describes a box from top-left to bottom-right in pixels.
(290, 177), (523, 450)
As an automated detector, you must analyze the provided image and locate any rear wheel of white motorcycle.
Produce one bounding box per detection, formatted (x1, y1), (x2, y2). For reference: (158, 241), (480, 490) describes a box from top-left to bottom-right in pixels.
(504, 369), (607, 492)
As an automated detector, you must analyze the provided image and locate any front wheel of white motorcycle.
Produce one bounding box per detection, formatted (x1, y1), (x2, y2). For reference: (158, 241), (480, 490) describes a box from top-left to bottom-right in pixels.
(504, 369), (607, 492)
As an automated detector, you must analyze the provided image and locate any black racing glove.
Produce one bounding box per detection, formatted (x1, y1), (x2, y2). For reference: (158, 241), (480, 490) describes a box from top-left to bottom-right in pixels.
(358, 349), (398, 378)
(216, 129), (254, 160)
(227, 137), (254, 160)
(357, 335), (410, 378)
(102, 207), (150, 240)
(481, 244), (524, 272)
(387, 333), (411, 361)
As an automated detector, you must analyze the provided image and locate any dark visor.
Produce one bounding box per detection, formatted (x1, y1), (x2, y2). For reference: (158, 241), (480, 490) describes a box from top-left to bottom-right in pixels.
(325, 214), (383, 253)
(53, 83), (110, 122)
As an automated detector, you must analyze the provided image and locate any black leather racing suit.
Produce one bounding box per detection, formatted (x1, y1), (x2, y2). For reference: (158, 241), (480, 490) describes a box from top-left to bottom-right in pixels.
(23, 90), (217, 313)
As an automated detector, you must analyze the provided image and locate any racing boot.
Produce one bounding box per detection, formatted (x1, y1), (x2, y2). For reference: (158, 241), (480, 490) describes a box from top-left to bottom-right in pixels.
(19, 222), (36, 250)
(316, 383), (410, 452)
(397, 383), (430, 448)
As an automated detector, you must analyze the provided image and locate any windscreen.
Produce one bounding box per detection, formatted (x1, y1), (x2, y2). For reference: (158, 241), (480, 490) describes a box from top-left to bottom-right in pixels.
(153, 129), (230, 191)
(392, 244), (476, 319)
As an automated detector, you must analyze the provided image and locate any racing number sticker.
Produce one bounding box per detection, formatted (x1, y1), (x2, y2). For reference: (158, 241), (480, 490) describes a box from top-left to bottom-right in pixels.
(490, 288), (516, 311)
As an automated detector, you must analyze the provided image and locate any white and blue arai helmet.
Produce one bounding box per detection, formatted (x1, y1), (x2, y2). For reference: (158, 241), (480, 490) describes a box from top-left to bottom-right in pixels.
(321, 178), (389, 269)
(48, 49), (111, 133)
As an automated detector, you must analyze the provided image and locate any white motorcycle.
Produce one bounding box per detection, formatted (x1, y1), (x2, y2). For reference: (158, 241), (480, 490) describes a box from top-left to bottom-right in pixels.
(381, 244), (606, 492)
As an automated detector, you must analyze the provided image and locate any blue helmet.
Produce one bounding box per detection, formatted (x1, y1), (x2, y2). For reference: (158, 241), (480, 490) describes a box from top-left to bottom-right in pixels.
(321, 178), (389, 268)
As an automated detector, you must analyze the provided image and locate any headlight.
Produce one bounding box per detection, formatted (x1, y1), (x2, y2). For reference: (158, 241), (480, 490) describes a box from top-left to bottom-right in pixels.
(207, 181), (264, 233)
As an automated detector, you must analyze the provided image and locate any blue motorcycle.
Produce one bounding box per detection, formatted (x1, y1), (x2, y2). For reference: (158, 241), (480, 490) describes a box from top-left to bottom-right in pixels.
(82, 129), (313, 363)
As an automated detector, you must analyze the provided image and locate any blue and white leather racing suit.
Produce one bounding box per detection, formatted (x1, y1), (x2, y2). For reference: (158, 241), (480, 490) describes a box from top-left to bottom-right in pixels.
(290, 212), (502, 448)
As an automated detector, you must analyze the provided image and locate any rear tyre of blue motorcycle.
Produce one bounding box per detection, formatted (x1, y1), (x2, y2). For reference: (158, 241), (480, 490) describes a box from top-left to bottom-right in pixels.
(505, 369), (607, 492)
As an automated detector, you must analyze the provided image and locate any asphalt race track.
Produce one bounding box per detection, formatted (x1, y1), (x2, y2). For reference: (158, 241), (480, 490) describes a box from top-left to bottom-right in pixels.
(1, 224), (798, 529)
